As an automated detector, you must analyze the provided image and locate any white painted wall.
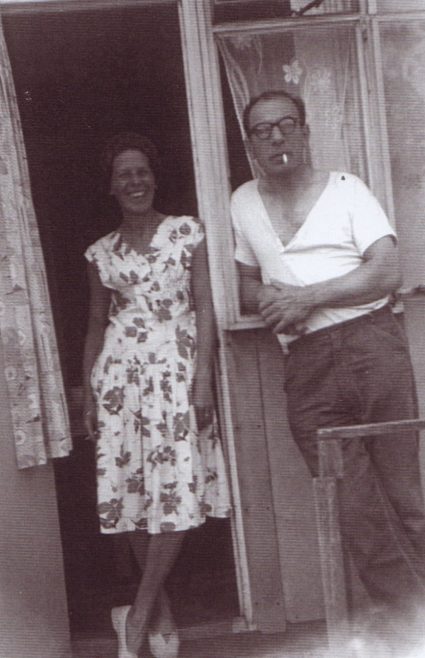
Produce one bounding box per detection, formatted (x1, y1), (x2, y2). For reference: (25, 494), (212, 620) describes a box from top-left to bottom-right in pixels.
(0, 341), (71, 658)
(380, 18), (425, 485)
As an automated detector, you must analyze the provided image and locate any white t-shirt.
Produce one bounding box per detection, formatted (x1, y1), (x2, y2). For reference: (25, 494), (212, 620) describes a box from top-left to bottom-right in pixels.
(231, 171), (396, 340)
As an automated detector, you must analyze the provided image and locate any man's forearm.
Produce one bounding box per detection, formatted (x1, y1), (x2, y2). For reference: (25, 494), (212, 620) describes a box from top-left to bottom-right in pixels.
(261, 255), (401, 334)
(300, 258), (401, 311)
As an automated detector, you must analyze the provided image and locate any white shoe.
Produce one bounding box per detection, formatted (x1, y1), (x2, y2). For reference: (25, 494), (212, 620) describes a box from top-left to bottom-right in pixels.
(148, 630), (180, 658)
(111, 605), (138, 658)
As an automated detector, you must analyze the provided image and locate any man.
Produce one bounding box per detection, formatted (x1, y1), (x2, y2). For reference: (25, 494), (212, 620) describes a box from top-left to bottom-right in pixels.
(231, 89), (425, 648)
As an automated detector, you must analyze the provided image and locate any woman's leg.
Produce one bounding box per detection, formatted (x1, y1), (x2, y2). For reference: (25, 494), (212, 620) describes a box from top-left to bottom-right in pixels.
(126, 532), (174, 636)
(125, 530), (186, 654)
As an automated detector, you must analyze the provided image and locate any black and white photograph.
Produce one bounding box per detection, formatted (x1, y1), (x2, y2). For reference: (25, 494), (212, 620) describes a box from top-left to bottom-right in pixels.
(1, 1), (425, 657)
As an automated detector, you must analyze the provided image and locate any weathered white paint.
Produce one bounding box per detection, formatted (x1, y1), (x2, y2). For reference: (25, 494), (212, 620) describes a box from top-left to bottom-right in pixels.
(378, 17), (425, 489)
(178, 0), (255, 627)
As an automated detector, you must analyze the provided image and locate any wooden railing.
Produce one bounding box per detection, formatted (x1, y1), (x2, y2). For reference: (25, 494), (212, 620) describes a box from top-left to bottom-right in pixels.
(313, 418), (425, 655)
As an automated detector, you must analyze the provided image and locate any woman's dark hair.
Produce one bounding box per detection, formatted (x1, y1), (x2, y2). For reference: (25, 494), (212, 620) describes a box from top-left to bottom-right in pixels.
(243, 90), (307, 136)
(100, 131), (162, 182)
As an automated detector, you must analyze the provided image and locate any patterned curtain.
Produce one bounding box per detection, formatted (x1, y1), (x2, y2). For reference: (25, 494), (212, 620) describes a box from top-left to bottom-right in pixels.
(0, 19), (72, 469)
(217, 21), (367, 183)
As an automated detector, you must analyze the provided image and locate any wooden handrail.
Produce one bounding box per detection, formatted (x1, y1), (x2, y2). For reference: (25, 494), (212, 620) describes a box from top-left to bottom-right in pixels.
(317, 418), (425, 440)
(313, 416), (425, 654)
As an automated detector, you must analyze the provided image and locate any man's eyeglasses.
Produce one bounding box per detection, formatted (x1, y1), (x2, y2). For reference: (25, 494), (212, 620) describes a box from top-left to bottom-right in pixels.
(249, 116), (298, 141)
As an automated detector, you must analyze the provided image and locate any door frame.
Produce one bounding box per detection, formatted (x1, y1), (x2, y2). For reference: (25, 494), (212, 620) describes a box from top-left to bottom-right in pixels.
(1, 0), (253, 635)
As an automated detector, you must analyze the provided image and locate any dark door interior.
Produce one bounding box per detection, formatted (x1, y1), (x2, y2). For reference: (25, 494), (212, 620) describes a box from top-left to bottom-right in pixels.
(3, 3), (238, 636)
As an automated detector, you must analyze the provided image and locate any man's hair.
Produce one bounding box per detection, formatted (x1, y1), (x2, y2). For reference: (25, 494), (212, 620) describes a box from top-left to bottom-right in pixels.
(100, 131), (162, 182)
(243, 90), (307, 136)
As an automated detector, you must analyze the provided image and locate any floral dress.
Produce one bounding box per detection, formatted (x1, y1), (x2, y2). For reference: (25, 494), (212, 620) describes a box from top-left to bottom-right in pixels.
(85, 216), (231, 534)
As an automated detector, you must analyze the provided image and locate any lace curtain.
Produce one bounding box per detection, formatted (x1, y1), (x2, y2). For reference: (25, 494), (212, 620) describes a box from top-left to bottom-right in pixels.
(0, 19), (72, 469)
(217, 22), (367, 182)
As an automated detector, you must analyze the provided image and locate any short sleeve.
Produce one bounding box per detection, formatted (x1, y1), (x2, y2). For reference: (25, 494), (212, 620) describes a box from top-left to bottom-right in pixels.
(230, 192), (260, 267)
(84, 243), (96, 265)
(349, 175), (396, 255)
(84, 239), (111, 286)
(178, 216), (205, 250)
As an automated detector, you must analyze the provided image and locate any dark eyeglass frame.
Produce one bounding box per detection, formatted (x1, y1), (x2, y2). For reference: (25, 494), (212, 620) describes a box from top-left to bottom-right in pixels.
(248, 116), (299, 140)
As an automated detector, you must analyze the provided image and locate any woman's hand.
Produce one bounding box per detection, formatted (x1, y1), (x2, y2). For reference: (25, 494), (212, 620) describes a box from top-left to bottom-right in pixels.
(83, 398), (99, 442)
(192, 374), (214, 431)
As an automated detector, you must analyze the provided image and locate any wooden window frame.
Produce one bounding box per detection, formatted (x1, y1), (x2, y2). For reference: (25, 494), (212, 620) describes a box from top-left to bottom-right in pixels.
(178, 0), (402, 334)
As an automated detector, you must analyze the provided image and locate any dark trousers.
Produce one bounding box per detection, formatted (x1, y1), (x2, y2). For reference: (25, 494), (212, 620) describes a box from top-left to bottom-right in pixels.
(284, 306), (425, 613)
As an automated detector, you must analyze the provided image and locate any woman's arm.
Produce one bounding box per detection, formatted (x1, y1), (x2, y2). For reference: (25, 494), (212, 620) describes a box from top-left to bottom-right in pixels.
(82, 262), (111, 438)
(191, 238), (217, 430)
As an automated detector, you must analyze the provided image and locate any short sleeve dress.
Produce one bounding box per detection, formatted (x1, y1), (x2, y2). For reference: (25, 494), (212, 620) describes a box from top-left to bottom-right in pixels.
(85, 216), (231, 534)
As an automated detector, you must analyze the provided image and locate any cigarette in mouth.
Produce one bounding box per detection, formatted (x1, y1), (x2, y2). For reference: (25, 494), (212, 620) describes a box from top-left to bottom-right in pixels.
(282, 153), (288, 164)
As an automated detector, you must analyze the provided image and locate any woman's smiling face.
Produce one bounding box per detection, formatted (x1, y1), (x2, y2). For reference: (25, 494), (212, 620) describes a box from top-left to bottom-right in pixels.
(110, 149), (156, 218)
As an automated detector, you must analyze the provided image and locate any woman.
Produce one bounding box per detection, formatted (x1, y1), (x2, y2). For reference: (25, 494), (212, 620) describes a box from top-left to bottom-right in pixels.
(83, 132), (231, 658)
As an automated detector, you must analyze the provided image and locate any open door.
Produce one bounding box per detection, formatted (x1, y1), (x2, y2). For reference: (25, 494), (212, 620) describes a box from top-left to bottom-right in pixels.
(2, 0), (240, 646)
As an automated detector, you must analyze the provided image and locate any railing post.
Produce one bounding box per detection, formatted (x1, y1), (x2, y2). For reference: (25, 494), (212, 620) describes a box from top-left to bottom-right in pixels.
(313, 436), (350, 652)
(314, 418), (425, 655)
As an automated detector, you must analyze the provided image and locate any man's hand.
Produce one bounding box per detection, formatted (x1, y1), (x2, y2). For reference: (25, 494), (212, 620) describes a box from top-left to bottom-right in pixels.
(257, 281), (314, 334)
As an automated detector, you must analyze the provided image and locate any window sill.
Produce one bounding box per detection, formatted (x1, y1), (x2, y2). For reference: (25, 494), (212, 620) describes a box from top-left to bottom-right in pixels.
(226, 315), (266, 331)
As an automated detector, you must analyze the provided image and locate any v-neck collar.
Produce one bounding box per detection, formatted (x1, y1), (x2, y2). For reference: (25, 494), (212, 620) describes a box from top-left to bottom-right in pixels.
(113, 215), (172, 258)
(256, 172), (332, 249)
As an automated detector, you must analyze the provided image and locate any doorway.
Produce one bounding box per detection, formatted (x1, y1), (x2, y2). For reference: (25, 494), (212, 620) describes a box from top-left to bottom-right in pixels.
(3, 2), (238, 638)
